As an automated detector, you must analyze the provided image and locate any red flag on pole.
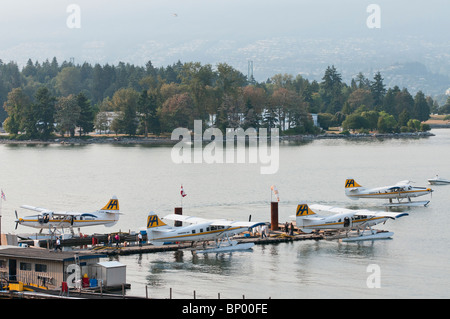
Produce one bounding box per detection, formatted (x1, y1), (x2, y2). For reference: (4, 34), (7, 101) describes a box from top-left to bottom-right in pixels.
(270, 185), (280, 202)
(180, 185), (187, 197)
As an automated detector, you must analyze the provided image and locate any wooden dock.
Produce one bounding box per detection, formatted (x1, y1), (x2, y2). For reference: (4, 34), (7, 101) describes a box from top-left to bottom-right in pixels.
(18, 224), (323, 256)
(78, 231), (322, 256)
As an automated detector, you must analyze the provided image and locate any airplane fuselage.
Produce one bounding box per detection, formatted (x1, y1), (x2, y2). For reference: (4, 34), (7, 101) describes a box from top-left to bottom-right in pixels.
(148, 221), (249, 244)
(299, 213), (390, 232)
(17, 211), (118, 230)
(346, 186), (432, 200)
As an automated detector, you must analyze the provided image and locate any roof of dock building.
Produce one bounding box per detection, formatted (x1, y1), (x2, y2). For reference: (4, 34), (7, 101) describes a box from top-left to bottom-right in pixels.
(0, 247), (105, 262)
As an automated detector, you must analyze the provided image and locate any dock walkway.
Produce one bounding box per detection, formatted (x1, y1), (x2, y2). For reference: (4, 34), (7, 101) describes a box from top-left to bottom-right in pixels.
(83, 231), (323, 256)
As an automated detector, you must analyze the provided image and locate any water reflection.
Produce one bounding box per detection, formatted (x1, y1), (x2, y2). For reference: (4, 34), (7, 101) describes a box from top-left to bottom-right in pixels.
(143, 249), (256, 288)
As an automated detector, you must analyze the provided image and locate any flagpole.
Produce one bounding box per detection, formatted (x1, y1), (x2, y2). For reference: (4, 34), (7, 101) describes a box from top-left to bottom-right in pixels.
(0, 190), (6, 246)
(0, 193), (2, 246)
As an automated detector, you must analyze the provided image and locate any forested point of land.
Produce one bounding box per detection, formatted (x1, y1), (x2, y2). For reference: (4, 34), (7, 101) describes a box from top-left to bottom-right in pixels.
(1, 57), (449, 140)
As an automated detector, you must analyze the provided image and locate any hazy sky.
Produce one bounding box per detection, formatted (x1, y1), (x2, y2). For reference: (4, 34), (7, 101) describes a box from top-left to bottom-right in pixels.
(0, 0), (448, 69)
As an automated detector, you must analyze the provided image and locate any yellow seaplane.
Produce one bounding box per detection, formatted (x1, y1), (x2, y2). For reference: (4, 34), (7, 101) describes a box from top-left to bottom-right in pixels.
(345, 178), (433, 207)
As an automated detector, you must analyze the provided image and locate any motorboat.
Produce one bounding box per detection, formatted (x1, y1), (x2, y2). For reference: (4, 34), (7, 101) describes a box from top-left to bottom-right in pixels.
(428, 175), (450, 185)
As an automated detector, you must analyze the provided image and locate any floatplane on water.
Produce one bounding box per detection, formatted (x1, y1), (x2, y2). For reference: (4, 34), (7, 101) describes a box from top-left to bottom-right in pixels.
(15, 197), (120, 235)
(146, 212), (265, 253)
(345, 178), (433, 207)
(292, 203), (408, 241)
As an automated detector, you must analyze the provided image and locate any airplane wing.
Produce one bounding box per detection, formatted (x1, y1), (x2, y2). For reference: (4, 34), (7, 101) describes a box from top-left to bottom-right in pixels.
(20, 205), (53, 214)
(20, 205), (93, 218)
(162, 214), (264, 228)
(210, 220), (265, 228)
(309, 204), (408, 219)
(162, 214), (209, 224)
(309, 204), (354, 214)
(354, 210), (408, 219)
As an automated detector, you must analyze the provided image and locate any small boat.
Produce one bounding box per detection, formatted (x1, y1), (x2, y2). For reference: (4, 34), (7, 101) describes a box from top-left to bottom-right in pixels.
(428, 175), (450, 185)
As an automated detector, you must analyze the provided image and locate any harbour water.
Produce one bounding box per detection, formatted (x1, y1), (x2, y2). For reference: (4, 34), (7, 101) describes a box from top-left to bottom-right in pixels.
(0, 129), (449, 299)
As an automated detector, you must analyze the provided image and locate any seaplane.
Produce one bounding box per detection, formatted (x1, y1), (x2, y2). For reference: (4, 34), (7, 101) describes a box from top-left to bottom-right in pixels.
(345, 178), (433, 207)
(292, 203), (408, 241)
(15, 196), (120, 235)
(146, 212), (265, 253)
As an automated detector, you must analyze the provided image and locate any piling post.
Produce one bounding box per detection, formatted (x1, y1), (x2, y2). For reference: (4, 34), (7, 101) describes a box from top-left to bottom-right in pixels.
(271, 202), (279, 231)
(174, 207), (182, 227)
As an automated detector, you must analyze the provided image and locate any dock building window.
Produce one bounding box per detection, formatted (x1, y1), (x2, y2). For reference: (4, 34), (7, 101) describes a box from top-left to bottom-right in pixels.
(20, 262), (32, 271)
(35, 264), (48, 272)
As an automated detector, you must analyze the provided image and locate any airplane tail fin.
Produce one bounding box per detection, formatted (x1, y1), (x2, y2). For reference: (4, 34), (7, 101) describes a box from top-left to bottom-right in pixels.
(147, 213), (167, 229)
(295, 203), (316, 218)
(147, 213), (171, 243)
(295, 203), (317, 233)
(345, 179), (364, 200)
(345, 179), (362, 188)
(100, 196), (120, 213)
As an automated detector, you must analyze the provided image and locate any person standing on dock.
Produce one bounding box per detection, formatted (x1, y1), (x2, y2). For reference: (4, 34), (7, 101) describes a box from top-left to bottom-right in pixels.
(115, 233), (120, 247)
(137, 232), (142, 247)
(54, 236), (62, 252)
(261, 225), (268, 238)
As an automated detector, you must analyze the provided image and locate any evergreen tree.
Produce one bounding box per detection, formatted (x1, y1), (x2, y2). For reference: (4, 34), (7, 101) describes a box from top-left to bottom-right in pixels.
(370, 72), (386, 108)
(320, 65), (343, 113)
(34, 87), (56, 139)
(138, 90), (160, 136)
(55, 94), (80, 137)
(76, 92), (94, 136)
(413, 91), (430, 122)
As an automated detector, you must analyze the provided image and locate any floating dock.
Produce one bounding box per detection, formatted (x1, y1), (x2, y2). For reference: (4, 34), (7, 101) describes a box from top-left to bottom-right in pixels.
(16, 226), (323, 256)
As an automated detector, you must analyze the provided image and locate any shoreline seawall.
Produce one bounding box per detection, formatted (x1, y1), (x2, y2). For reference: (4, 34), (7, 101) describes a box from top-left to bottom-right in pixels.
(0, 130), (436, 145)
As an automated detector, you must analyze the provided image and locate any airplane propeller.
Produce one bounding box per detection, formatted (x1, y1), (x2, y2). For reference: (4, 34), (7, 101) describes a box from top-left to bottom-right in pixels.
(14, 210), (19, 230)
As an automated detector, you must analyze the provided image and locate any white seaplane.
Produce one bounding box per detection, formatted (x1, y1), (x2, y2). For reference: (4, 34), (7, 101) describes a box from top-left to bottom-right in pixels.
(146, 212), (265, 253)
(15, 196), (120, 235)
(345, 178), (433, 207)
(292, 203), (408, 241)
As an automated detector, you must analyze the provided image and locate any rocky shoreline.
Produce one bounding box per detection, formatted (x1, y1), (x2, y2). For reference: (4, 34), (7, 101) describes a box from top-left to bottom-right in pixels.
(0, 131), (436, 145)
(280, 130), (435, 142)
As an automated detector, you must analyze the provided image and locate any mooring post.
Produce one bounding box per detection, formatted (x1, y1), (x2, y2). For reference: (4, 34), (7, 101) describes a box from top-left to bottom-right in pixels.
(271, 201), (279, 231)
(174, 207), (182, 227)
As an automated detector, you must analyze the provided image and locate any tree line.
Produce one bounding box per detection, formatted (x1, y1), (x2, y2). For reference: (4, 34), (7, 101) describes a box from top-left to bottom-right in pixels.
(1, 58), (448, 139)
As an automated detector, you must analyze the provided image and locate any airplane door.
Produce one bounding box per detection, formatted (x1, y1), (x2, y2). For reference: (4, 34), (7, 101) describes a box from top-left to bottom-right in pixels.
(344, 217), (351, 228)
(9, 259), (17, 281)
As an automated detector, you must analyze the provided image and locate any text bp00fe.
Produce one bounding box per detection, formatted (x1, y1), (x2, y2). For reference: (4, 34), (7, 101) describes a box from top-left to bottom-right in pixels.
(226, 304), (268, 314)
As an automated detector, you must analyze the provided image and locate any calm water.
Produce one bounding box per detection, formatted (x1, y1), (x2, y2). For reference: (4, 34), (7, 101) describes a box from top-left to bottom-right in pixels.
(0, 130), (449, 299)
